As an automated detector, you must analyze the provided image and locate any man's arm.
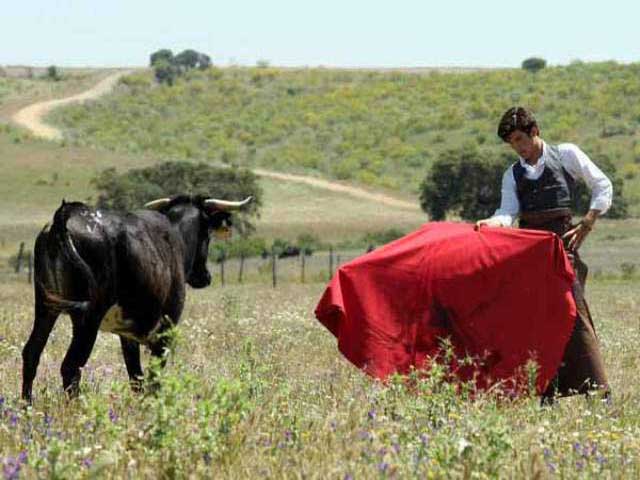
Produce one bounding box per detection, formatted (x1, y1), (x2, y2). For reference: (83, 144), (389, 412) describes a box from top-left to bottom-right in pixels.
(558, 143), (613, 250)
(475, 167), (520, 229)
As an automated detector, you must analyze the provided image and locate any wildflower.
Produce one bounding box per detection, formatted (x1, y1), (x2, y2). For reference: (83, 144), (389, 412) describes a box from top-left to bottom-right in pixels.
(419, 433), (429, 446)
(343, 475), (353, 480)
(82, 458), (93, 468)
(367, 410), (376, 421)
(575, 459), (584, 471)
(391, 442), (401, 454)
(378, 462), (389, 473)
(108, 408), (118, 423)
(546, 461), (557, 473)
(543, 447), (552, 459)
(8, 411), (18, 427)
(284, 430), (293, 442)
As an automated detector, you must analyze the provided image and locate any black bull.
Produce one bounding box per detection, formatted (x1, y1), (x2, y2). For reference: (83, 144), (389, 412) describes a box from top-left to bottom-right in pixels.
(22, 195), (251, 402)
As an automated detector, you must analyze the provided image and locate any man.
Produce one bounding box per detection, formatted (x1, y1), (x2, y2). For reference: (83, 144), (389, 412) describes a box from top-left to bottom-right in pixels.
(476, 106), (612, 401)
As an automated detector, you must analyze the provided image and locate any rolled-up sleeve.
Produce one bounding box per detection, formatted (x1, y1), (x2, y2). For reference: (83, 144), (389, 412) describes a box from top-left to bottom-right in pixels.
(559, 144), (613, 215)
(491, 167), (520, 226)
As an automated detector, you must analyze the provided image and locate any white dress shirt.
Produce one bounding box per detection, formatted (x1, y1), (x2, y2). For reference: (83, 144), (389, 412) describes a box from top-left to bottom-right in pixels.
(491, 141), (613, 227)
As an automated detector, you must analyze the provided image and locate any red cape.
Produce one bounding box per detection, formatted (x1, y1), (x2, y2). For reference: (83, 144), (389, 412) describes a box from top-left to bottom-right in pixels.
(315, 222), (577, 395)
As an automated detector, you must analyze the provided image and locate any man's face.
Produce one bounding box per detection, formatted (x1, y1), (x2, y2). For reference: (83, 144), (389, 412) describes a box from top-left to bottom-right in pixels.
(506, 128), (539, 161)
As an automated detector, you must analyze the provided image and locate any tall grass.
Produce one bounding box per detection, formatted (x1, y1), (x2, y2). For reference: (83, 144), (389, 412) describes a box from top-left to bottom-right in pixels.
(1, 278), (639, 478)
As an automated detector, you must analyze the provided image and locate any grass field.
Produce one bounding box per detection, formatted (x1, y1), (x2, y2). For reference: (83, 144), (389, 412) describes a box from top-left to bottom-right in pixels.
(1, 66), (640, 478)
(1, 277), (639, 478)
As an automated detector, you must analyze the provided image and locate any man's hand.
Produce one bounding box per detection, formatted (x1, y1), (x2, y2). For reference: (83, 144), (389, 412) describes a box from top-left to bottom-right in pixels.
(562, 209), (599, 252)
(475, 217), (504, 230)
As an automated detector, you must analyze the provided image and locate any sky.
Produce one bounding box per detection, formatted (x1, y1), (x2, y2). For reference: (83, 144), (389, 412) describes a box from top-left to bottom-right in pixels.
(2, 0), (639, 68)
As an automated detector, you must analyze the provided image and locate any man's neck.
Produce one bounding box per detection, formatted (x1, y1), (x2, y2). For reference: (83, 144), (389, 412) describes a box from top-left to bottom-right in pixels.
(524, 139), (544, 166)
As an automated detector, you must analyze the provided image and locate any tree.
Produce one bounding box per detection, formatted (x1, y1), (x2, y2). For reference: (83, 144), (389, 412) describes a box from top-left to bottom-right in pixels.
(521, 57), (547, 73)
(153, 59), (178, 86)
(197, 53), (211, 70)
(175, 49), (200, 71)
(92, 161), (263, 233)
(150, 49), (174, 66)
(46, 65), (61, 81)
(419, 145), (507, 220)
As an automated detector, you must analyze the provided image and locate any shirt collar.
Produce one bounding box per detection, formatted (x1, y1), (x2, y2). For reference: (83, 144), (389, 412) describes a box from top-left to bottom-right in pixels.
(518, 140), (547, 170)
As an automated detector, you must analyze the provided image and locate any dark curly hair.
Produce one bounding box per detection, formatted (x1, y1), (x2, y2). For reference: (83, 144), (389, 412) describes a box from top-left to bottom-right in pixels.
(497, 106), (538, 142)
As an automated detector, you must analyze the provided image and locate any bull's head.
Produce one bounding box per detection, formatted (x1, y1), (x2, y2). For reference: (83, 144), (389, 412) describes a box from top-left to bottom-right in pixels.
(144, 195), (252, 288)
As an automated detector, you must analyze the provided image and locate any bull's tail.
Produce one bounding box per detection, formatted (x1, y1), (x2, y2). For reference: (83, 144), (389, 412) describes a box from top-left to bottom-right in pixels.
(42, 201), (97, 315)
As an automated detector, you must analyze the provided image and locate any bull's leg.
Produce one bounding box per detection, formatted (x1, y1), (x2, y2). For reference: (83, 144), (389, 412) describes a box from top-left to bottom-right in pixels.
(60, 317), (99, 398)
(119, 337), (144, 392)
(22, 301), (59, 403)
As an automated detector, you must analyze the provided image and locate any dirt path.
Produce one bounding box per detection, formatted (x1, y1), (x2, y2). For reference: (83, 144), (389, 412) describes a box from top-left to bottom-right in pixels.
(11, 70), (133, 141)
(11, 70), (420, 211)
(254, 169), (418, 210)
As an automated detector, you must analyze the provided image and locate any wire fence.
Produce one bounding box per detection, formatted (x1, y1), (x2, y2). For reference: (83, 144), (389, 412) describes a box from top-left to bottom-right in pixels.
(3, 243), (366, 287)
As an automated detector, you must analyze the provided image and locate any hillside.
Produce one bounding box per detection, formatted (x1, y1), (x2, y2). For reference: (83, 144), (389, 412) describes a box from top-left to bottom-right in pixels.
(49, 62), (640, 214)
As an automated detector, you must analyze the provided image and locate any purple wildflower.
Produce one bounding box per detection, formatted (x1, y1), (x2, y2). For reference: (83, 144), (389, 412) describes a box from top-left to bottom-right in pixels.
(108, 408), (118, 423)
(419, 433), (429, 446)
(377, 462), (390, 473)
(2, 453), (27, 480)
(543, 447), (552, 459)
(575, 459), (584, 471)
(367, 410), (376, 421)
(595, 454), (607, 466)
(8, 411), (18, 427)
(392, 442), (401, 454)
(343, 475), (353, 480)
(284, 430), (293, 442)
(547, 462), (557, 473)
(358, 431), (372, 441)
(82, 458), (93, 468)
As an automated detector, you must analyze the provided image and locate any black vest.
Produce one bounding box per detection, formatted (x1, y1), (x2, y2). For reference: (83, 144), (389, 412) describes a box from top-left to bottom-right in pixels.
(512, 145), (574, 213)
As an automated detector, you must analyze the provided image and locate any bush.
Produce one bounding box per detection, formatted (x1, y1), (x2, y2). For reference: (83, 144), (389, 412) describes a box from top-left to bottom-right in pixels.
(419, 145), (507, 220)
(92, 161), (263, 233)
(46, 65), (61, 81)
(150, 49), (174, 66)
(521, 57), (547, 73)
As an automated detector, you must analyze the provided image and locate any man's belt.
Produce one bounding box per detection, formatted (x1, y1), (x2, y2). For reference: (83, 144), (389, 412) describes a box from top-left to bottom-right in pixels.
(519, 208), (572, 227)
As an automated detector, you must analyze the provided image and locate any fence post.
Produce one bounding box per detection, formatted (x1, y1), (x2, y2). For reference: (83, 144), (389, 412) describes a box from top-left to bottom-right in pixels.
(238, 253), (245, 284)
(220, 251), (226, 287)
(328, 246), (334, 279)
(272, 248), (277, 288)
(15, 242), (25, 273)
(301, 253), (306, 283)
(27, 252), (33, 284)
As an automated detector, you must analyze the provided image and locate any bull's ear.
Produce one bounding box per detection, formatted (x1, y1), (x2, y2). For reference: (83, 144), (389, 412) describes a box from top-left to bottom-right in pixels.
(203, 196), (252, 211)
(144, 198), (172, 210)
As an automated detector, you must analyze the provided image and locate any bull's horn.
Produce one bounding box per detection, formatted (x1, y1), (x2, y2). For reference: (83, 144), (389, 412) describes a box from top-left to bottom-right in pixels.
(144, 198), (171, 210)
(204, 196), (253, 210)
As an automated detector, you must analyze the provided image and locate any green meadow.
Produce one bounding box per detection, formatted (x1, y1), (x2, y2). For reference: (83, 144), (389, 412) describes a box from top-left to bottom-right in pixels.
(0, 65), (639, 478)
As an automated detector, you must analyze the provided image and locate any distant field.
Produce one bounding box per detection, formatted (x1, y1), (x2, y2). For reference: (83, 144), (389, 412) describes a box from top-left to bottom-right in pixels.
(48, 63), (640, 214)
